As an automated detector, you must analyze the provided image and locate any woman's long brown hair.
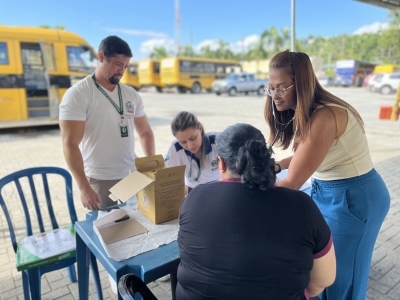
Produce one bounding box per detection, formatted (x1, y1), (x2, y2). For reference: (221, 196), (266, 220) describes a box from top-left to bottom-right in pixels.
(264, 50), (363, 151)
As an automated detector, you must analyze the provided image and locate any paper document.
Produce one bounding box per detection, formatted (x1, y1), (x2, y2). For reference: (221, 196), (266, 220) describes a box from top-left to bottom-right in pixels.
(276, 169), (312, 191)
(93, 209), (179, 261)
(16, 225), (76, 271)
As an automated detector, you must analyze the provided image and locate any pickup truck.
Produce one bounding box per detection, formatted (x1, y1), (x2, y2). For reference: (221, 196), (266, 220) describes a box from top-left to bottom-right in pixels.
(211, 73), (269, 96)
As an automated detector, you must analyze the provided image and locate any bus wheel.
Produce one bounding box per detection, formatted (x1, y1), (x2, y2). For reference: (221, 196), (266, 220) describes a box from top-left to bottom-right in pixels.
(177, 86), (187, 94)
(191, 82), (202, 94)
(228, 87), (237, 97)
(156, 87), (163, 93)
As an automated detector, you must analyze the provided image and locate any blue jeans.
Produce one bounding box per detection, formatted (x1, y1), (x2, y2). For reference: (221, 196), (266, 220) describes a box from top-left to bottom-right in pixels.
(311, 169), (390, 300)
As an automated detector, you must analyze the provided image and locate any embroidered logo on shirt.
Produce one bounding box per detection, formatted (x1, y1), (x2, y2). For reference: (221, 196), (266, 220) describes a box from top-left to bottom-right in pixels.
(126, 101), (135, 114)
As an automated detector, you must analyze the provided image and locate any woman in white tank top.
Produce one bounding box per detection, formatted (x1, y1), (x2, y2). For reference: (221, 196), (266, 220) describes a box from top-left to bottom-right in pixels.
(264, 50), (390, 300)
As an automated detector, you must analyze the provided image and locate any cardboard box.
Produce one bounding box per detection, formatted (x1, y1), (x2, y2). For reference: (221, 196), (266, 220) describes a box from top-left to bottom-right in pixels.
(109, 155), (186, 224)
(93, 209), (148, 245)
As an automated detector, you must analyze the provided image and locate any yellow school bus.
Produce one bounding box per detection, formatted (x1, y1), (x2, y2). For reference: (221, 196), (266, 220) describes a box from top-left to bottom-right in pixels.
(120, 62), (140, 91)
(0, 25), (96, 129)
(138, 60), (165, 92)
(373, 64), (400, 74)
(160, 57), (242, 93)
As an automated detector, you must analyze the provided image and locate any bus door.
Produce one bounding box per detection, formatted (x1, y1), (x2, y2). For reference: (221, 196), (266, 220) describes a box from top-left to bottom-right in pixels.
(0, 41), (25, 122)
(20, 42), (50, 118)
(39, 40), (59, 119)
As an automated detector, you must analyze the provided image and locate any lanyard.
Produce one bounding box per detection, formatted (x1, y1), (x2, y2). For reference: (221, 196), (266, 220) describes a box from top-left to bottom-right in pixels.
(91, 73), (123, 115)
(188, 156), (201, 182)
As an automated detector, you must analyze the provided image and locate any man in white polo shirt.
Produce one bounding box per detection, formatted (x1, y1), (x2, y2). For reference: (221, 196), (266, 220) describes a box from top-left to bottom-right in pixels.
(59, 35), (155, 210)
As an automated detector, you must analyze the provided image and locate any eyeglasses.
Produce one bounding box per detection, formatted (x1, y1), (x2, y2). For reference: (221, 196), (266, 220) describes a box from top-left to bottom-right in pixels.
(264, 84), (294, 98)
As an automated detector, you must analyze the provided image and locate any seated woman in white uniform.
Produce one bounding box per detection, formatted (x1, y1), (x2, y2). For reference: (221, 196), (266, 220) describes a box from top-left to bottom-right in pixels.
(164, 111), (220, 194)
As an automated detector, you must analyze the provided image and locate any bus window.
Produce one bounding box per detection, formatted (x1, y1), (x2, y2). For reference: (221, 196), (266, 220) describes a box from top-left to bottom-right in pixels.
(204, 63), (215, 73)
(192, 62), (204, 73)
(180, 61), (192, 72)
(67, 46), (97, 73)
(0, 42), (9, 64)
(216, 65), (225, 73)
(153, 62), (160, 74)
(128, 64), (138, 75)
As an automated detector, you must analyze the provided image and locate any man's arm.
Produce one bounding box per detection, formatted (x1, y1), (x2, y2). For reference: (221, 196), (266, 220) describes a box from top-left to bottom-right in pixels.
(134, 115), (155, 156)
(59, 120), (100, 210)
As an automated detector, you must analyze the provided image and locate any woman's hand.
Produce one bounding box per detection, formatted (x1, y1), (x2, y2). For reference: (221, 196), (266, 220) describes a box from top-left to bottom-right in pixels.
(276, 156), (293, 171)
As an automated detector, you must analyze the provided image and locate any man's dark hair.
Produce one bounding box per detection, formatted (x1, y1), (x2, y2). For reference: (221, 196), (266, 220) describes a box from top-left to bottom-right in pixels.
(98, 35), (132, 59)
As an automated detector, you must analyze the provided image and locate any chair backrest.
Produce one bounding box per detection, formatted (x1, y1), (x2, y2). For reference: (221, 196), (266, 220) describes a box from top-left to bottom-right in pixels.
(118, 274), (157, 300)
(0, 167), (77, 253)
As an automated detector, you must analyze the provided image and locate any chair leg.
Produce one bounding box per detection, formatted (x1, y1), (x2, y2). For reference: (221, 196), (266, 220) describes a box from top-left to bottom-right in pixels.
(90, 253), (104, 300)
(67, 264), (77, 282)
(22, 271), (30, 300)
(27, 269), (41, 300)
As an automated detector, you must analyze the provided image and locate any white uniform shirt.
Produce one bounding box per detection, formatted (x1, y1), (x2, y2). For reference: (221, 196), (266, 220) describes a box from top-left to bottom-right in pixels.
(59, 75), (145, 180)
(164, 132), (220, 189)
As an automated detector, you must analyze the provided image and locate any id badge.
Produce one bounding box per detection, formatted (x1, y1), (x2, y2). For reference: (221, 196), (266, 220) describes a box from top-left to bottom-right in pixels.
(120, 124), (128, 137)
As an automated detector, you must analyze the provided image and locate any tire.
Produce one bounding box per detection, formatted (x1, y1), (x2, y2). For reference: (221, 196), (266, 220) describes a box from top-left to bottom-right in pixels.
(228, 87), (237, 97)
(156, 86), (163, 93)
(177, 86), (187, 94)
(257, 86), (264, 96)
(191, 82), (201, 94)
(215, 92), (221, 96)
(244, 91), (249, 95)
(380, 85), (392, 95)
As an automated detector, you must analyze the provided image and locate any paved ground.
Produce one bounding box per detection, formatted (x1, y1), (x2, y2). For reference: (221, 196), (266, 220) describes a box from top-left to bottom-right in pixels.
(0, 87), (399, 299)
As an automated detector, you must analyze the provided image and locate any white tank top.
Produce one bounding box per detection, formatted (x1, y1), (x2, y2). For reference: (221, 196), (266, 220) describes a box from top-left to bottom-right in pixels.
(313, 104), (373, 180)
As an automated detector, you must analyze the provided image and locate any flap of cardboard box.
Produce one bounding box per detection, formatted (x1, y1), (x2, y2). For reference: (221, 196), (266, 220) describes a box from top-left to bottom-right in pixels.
(136, 155), (164, 172)
(154, 165), (186, 185)
(109, 171), (154, 202)
(97, 218), (148, 245)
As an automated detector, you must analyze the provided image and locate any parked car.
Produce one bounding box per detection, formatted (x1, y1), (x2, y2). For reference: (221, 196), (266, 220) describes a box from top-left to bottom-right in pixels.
(211, 73), (269, 96)
(317, 76), (334, 86)
(368, 73), (400, 95)
(362, 73), (377, 88)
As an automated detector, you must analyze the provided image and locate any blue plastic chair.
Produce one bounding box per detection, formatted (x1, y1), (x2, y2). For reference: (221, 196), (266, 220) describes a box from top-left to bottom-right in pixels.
(0, 167), (103, 300)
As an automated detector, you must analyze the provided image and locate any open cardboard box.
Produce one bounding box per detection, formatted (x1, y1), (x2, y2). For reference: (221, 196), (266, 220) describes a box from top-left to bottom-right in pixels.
(109, 155), (186, 224)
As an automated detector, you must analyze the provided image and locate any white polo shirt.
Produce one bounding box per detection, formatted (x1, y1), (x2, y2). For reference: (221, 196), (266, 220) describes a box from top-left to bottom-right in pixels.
(164, 132), (220, 189)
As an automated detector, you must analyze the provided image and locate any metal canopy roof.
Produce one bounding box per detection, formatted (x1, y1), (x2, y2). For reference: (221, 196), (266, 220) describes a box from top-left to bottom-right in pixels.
(355, 0), (400, 10)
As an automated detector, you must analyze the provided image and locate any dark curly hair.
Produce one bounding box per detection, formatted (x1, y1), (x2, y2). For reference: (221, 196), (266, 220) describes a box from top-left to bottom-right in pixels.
(217, 123), (276, 191)
(98, 35), (132, 59)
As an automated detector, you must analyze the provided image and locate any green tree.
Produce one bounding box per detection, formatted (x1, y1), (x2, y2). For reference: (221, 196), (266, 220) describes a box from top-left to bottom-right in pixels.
(149, 46), (170, 59)
(245, 39), (268, 61)
(199, 45), (216, 59)
(177, 44), (196, 57)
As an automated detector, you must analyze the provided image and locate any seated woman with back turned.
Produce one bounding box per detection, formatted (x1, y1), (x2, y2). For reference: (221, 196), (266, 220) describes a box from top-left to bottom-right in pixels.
(177, 123), (336, 300)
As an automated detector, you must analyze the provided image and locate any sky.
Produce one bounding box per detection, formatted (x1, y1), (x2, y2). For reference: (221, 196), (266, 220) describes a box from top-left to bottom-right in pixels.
(0, 0), (392, 60)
